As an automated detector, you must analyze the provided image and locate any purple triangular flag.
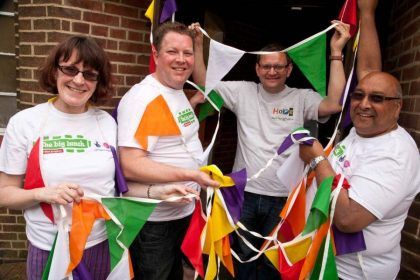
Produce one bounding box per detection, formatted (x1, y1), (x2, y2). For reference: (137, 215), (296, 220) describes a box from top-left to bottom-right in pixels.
(219, 168), (247, 224)
(332, 224), (366, 255)
(277, 131), (314, 155)
(110, 145), (128, 195)
(159, 0), (177, 23)
(73, 260), (93, 280)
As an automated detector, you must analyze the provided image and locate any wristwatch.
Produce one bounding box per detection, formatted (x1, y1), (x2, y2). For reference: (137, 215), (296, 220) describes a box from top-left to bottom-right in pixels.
(309, 155), (327, 171)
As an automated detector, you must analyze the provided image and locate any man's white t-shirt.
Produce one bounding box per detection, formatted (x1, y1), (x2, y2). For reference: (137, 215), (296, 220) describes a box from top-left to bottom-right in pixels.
(118, 75), (202, 221)
(215, 81), (324, 196)
(331, 127), (420, 280)
(0, 102), (117, 250)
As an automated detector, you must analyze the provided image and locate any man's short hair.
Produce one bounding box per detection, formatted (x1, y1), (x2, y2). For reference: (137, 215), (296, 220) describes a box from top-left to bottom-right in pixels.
(153, 21), (194, 52)
(256, 43), (291, 64)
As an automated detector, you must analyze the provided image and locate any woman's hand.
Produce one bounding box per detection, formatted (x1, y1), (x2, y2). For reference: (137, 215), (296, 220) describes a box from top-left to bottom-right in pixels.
(35, 183), (84, 205)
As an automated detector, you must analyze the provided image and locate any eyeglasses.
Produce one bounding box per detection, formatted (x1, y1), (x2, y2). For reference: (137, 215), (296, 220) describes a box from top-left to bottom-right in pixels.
(58, 65), (99, 81)
(350, 91), (401, 104)
(258, 63), (289, 72)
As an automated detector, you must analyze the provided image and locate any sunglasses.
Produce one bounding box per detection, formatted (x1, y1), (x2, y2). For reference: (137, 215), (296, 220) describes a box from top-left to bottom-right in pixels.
(258, 63), (289, 72)
(58, 65), (99, 81)
(350, 91), (401, 104)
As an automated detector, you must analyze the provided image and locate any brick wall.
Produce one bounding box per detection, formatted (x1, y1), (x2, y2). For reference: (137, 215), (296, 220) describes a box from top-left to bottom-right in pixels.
(383, 0), (420, 278)
(0, 0), (152, 264)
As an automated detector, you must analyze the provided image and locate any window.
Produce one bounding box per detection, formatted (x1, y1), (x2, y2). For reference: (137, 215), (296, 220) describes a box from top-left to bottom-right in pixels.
(0, 0), (17, 134)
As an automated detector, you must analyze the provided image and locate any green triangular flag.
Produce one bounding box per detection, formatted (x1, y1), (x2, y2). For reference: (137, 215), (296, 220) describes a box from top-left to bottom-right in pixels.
(197, 85), (224, 122)
(41, 233), (58, 280)
(102, 198), (158, 270)
(310, 237), (338, 280)
(287, 33), (326, 97)
(303, 176), (333, 235)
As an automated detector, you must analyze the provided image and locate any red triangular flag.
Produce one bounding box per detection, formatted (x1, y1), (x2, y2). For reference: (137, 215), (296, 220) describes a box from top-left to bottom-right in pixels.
(181, 200), (205, 277)
(24, 138), (54, 223)
(338, 0), (357, 37)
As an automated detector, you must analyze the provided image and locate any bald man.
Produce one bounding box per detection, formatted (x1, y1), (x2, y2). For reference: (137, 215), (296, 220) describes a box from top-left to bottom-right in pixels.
(300, 72), (420, 279)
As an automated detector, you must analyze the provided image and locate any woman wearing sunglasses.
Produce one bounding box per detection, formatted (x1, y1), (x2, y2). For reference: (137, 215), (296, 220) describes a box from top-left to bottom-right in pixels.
(0, 36), (116, 279)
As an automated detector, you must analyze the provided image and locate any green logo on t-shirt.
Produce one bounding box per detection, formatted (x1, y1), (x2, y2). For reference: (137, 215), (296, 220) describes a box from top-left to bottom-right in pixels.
(333, 143), (346, 157)
(43, 135), (91, 153)
(177, 108), (195, 127)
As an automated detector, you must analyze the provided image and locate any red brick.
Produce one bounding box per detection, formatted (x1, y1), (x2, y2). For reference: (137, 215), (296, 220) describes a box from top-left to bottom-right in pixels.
(0, 232), (18, 240)
(0, 216), (16, 223)
(403, 17), (420, 39)
(47, 6), (81, 20)
(107, 52), (136, 63)
(106, 39), (118, 50)
(83, 12), (119, 26)
(11, 242), (26, 249)
(104, 3), (139, 18)
(63, 0), (103, 11)
(18, 19), (31, 31)
(110, 28), (126, 40)
(111, 74), (124, 85)
(0, 208), (7, 214)
(398, 52), (415, 67)
(33, 18), (60, 30)
(72, 22), (90, 34)
(121, 17), (146, 31)
(92, 25), (109, 37)
(18, 250), (28, 258)
(19, 44), (31, 55)
(34, 93), (54, 104)
(128, 31), (142, 42)
(62, 19), (71, 31)
(137, 54), (150, 65)
(18, 92), (33, 103)
(2, 224), (25, 232)
(47, 31), (70, 43)
(33, 0), (62, 4)
(409, 80), (420, 95)
(122, 0), (148, 8)
(116, 86), (131, 97)
(118, 41), (149, 53)
(402, 65), (420, 81)
(18, 5), (46, 17)
(118, 64), (148, 75)
(18, 68), (32, 80)
(19, 56), (46, 68)
(126, 76), (141, 85)
(0, 241), (11, 249)
(34, 44), (55, 56)
(17, 233), (27, 241)
(20, 31), (46, 43)
(0, 250), (18, 258)
(401, 248), (420, 272)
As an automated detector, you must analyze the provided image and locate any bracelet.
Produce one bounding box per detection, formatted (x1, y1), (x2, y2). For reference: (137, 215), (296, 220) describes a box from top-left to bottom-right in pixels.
(147, 184), (152, 199)
(329, 54), (344, 61)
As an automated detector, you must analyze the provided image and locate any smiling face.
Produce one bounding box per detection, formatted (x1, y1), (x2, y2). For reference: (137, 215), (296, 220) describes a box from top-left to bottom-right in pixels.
(54, 50), (98, 114)
(153, 31), (194, 90)
(350, 72), (402, 138)
(256, 52), (292, 94)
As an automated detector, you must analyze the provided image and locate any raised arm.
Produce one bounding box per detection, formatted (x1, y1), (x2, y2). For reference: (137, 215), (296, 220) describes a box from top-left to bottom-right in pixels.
(318, 21), (351, 117)
(357, 0), (381, 80)
(189, 22), (207, 109)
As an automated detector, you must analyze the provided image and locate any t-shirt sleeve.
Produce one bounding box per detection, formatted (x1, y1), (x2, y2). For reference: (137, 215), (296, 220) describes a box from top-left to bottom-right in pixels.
(0, 115), (30, 175)
(215, 81), (248, 113)
(302, 89), (326, 123)
(347, 151), (410, 220)
(117, 86), (150, 150)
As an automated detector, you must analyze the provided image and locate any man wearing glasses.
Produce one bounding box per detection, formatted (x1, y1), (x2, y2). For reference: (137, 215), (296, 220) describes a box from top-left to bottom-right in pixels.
(300, 0), (420, 279)
(190, 21), (350, 279)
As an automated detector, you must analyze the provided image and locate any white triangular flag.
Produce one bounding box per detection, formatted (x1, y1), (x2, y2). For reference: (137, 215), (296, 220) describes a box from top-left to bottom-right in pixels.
(205, 39), (245, 96)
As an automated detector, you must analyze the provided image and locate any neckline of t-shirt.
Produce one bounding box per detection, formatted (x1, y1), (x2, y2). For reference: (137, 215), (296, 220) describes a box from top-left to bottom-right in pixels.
(48, 101), (95, 119)
(147, 75), (184, 95)
(258, 84), (291, 103)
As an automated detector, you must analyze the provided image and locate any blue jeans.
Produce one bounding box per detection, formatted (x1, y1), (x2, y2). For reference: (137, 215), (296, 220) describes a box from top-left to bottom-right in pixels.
(232, 192), (287, 280)
(129, 215), (191, 280)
